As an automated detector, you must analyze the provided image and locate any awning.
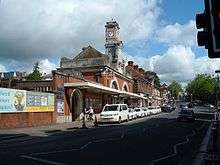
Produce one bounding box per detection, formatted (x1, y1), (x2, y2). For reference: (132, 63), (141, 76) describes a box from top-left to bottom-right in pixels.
(64, 82), (148, 100)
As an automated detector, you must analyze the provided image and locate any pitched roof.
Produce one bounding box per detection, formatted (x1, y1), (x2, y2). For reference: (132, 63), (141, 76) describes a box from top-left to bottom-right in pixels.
(73, 46), (107, 60)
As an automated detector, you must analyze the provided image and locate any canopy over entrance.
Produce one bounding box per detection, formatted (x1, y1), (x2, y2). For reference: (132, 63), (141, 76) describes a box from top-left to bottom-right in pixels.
(64, 81), (148, 100)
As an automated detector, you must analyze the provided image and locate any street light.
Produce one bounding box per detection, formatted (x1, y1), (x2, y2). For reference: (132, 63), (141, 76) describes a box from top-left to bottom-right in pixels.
(215, 70), (220, 109)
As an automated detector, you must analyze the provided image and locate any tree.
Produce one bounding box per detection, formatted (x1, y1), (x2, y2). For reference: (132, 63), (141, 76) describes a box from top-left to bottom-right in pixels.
(154, 74), (161, 89)
(168, 81), (183, 99)
(186, 74), (217, 104)
(26, 62), (42, 81)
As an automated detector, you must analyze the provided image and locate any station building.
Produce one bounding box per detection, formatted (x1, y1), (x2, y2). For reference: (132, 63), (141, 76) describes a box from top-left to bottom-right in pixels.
(0, 20), (165, 127)
(52, 20), (162, 122)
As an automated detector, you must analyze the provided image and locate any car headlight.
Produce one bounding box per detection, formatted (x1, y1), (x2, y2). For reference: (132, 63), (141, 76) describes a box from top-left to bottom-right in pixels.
(113, 113), (118, 116)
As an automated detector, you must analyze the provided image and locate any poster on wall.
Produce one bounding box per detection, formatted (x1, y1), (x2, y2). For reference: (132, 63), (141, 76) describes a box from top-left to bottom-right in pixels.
(0, 88), (26, 113)
(0, 88), (54, 113)
(57, 86), (64, 113)
(57, 99), (64, 113)
(26, 91), (54, 112)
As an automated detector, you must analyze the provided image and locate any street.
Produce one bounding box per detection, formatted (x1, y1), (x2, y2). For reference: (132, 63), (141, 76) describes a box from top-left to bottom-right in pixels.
(0, 107), (210, 165)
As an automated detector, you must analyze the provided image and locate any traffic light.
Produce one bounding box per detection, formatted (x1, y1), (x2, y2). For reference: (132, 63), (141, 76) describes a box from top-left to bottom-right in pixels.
(210, 0), (220, 56)
(196, 0), (220, 58)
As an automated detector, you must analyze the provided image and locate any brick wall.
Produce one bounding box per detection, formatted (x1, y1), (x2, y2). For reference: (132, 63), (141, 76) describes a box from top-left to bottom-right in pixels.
(0, 112), (55, 129)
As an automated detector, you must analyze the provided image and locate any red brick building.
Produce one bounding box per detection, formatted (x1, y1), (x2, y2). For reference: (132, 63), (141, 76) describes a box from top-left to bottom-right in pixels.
(53, 20), (162, 122)
(0, 20), (164, 127)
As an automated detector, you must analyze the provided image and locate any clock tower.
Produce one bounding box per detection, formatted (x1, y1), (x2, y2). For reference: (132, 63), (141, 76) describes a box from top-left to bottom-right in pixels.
(105, 20), (124, 73)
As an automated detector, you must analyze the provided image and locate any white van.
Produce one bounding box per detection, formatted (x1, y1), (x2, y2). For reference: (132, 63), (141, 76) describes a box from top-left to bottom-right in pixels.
(99, 104), (129, 123)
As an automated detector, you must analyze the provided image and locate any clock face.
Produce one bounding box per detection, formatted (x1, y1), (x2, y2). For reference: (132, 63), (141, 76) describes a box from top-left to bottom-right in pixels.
(108, 31), (114, 37)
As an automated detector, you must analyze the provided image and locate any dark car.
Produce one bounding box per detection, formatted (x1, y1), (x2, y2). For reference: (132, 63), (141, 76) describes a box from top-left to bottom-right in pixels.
(177, 110), (195, 122)
(161, 105), (172, 112)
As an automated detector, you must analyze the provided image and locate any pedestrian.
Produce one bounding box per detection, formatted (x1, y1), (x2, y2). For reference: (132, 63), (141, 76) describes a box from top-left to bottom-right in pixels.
(88, 106), (94, 121)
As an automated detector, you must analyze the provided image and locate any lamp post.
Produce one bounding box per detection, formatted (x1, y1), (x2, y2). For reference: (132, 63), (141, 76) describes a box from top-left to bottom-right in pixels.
(215, 70), (220, 110)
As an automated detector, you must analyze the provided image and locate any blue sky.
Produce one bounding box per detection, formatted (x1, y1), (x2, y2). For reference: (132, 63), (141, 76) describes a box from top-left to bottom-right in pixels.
(0, 0), (220, 83)
(162, 0), (204, 24)
(124, 0), (206, 58)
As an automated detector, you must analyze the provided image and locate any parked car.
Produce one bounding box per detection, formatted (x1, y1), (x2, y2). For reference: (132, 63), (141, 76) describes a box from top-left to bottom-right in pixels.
(161, 105), (172, 112)
(177, 110), (195, 122)
(151, 106), (160, 114)
(141, 107), (148, 116)
(134, 108), (144, 118)
(148, 106), (154, 115)
(128, 108), (137, 120)
(204, 103), (215, 110)
(99, 104), (129, 123)
(171, 105), (176, 111)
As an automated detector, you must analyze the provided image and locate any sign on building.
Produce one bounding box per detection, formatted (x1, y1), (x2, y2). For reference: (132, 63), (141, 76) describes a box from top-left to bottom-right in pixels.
(0, 88), (54, 113)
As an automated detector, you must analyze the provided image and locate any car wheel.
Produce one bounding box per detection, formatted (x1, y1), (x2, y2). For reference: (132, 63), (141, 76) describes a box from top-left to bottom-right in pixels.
(127, 115), (129, 122)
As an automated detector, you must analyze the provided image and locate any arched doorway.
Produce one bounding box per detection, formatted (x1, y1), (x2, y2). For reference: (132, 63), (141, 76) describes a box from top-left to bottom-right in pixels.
(71, 89), (83, 121)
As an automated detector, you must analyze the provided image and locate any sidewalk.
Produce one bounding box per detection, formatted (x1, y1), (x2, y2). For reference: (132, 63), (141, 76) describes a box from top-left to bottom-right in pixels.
(203, 119), (220, 164)
(0, 120), (95, 137)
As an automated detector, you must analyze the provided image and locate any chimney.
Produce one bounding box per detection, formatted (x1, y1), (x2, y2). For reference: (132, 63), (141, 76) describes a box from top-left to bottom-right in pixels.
(128, 61), (134, 67)
(134, 65), (138, 70)
(139, 68), (145, 74)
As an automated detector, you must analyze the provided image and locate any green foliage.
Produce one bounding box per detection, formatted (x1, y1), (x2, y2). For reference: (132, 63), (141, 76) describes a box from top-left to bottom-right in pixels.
(168, 81), (183, 99)
(186, 74), (217, 104)
(26, 62), (42, 81)
(154, 75), (161, 89)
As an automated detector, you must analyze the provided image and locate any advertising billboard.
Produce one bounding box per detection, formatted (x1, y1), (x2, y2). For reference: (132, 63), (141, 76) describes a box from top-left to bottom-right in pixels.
(26, 91), (54, 112)
(0, 88), (54, 113)
(0, 88), (26, 113)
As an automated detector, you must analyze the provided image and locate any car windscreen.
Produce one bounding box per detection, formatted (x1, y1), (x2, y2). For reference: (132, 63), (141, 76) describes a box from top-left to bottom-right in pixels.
(103, 105), (118, 111)
(134, 108), (141, 112)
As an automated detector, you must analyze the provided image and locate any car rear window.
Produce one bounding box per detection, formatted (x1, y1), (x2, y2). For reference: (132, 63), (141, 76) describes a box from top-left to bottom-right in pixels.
(135, 108), (141, 112)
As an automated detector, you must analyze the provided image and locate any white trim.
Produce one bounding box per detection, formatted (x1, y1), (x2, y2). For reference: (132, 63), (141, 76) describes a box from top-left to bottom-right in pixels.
(64, 82), (148, 100)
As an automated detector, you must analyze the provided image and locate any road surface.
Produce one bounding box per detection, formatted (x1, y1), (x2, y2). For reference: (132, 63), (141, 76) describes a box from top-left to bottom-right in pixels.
(0, 108), (210, 165)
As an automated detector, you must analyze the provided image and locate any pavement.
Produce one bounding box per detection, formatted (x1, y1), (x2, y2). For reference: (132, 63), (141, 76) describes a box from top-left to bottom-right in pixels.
(0, 119), (95, 137)
(0, 108), (212, 165)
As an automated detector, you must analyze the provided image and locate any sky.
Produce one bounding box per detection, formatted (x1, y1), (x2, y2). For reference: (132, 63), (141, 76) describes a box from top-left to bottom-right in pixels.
(0, 0), (220, 84)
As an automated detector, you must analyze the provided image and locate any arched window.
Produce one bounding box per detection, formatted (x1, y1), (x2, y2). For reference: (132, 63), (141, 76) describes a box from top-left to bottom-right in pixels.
(123, 85), (128, 92)
(122, 82), (129, 92)
(111, 81), (118, 89)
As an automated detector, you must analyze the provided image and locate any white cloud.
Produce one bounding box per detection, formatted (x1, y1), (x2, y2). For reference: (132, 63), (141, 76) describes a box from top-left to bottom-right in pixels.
(39, 59), (57, 74)
(156, 20), (197, 46)
(0, 0), (161, 71)
(127, 45), (220, 84)
(0, 64), (6, 72)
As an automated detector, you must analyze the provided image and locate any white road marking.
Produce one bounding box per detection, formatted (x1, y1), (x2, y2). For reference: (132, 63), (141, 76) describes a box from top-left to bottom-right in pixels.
(150, 123), (206, 165)
(20, 155), (67, 165)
